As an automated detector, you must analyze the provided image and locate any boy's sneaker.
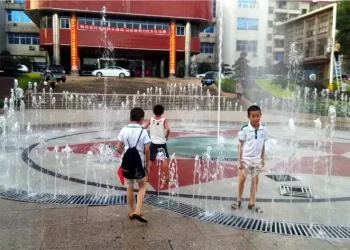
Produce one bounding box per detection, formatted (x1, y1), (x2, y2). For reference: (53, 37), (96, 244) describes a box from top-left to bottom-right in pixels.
(248, 204), (263, 214)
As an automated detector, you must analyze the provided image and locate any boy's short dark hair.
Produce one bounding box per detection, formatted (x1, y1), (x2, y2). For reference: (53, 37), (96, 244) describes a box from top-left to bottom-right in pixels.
(130, 107), (145, 122)
(247, 105), (261, 116)
(153, 104), (164, 116)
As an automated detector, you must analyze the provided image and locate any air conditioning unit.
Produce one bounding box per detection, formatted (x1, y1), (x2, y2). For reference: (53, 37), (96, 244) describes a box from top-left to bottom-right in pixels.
(13, 23), (18, 27)
(39, 47), (45, 51)
(206, 34), (210, 37)
(5, 0), (11, 3)
(208, 55), (212, 59)
(29, 46), (35, 51)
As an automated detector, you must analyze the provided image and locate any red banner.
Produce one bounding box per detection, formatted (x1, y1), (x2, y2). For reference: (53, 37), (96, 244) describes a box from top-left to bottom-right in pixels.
(78, 25), (169, 35)
(169, 21), (176, 75)
(70, 14), (78, 72)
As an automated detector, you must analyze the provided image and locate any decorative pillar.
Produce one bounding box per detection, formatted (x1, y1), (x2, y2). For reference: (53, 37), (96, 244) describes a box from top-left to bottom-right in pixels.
(70, 14), (79, 75)
(160, 58), (165, 78)
(142, 59), (145, 78)
(169, 20), (176, 78)
(52, 13), (60, 65)
(184, 21), (191, 78)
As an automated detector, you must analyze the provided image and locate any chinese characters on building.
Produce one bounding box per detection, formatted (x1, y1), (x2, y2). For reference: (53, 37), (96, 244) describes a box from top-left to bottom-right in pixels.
(169, 21), (176, 75)
(70, 14), (78, 72)
(78, 25), (169, 35)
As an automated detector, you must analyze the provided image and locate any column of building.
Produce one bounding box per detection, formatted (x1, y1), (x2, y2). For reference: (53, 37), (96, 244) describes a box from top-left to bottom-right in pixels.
(52, 13), (60, 65)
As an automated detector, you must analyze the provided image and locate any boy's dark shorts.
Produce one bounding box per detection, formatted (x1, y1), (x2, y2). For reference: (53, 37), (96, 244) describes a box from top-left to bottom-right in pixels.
(150, 143), (169, 161)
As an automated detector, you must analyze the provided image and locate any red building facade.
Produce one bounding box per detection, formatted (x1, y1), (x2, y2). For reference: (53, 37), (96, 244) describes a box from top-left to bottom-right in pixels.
(25, 0), (212, 77)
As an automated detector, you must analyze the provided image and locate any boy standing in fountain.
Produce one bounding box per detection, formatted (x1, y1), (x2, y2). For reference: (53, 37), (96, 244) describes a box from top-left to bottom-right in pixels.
(143, 104), (170, 184)
(117, 107), (150, 223)
(231, 105), (267, 213)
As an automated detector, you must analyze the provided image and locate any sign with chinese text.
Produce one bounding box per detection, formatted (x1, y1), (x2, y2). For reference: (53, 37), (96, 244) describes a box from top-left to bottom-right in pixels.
(78, 25), (169, 35)
(70, 14), (78, 72)
(169, 21), (176, 75)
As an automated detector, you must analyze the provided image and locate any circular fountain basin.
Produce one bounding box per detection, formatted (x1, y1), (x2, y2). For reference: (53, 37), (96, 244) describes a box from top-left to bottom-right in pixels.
(167, 136), (289, 160)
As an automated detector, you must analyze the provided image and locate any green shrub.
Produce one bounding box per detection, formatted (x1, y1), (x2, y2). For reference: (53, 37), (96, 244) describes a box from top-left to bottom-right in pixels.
(215, 79), (237, 93)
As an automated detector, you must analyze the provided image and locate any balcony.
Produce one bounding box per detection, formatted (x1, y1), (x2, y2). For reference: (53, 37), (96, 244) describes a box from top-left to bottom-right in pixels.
(274, 34), (284, 40)
(275, 8), (288, 13)
(199, 33), (216, 44)
(196, 53), (215, 64)
(5, 22), (39, 33)
(4, 3), (24, 10)
(273, 47), (284, 52)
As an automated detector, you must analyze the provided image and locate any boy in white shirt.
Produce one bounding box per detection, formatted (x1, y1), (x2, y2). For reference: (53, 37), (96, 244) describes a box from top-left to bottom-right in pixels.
(117, 107), (151, 223)
(143, 104), (170, 184)
(231, 105), (267, 213)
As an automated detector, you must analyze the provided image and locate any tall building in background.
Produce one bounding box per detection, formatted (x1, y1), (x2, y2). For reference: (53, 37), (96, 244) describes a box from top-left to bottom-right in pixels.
(268, 0), (331, 66)
(2, 0), (47, 69)
(220, 0), (269, 70)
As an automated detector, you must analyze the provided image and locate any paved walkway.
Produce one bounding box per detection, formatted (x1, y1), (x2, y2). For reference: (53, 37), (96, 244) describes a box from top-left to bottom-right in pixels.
(0, 198), (348, 250)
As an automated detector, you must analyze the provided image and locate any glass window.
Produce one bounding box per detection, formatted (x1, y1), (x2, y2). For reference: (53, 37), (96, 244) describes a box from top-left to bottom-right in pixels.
(203, 26), (214, 33)
(267, 46), (272, 53)
(238, 0), (257, 8)
(236, 40), (258, 52)
(267, 34), (272, 40)
(268, 21), (273, 28)
(7, 10), (31, 23)
(132, 23), (140, 29)
(60, 17), (70, 29)
(237, 18), (258, 30)
(14, 0), (25, 3)
(176, 26), (185, 36)
(269, 7), (274, 14)
(117, 22), (125, 28)
(125, 22), (133, 28)
(200, 43), (214, 54)
(8, 33), (39, 45)
(85, 19), (93, 25)
(94, 20), (102, 26)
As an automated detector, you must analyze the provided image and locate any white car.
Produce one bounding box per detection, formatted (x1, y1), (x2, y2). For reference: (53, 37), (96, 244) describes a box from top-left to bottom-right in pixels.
(18, 64), (29, 73)
(92, 66), (130, 77)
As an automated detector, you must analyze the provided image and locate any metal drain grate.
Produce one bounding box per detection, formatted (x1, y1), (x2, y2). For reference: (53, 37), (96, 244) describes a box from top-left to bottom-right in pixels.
(145, 195), (350, 239)
(0, 187), (129, 206)
(266, 174), (299, 182)
(280, 184), (313, 198)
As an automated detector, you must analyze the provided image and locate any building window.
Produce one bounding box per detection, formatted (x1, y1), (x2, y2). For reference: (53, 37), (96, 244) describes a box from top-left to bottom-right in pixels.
(274, 52), (284, 62)
(176, 25), (185, 36)
(7, 10), (31, 23)
(269, 7), (274, 14)
(200, 43), (214, 54)
(203, 26), (214, 33)
(268, 34), (272, 40)
(238, 0), (257, 8)
(60, 17), (70, 29)
(267, 46), (272, 53)
(236, 40), (258, 52)
(14, 0), (25, 3)
(237, 18), (258, 30)
(41, 16), (52, 28)
(302, 9), (307, 14)
(213, 0), (216, 18)
(8, 33), (39, 45)
(268, 21), (273, 28)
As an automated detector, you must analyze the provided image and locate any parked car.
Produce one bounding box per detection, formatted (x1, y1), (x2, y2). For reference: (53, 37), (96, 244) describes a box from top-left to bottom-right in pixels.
(43, 65), (66, 82)
(18, 64), (29, 73)
(79, 65), (97, 76)
(201, 72), (217, 86)
(91, 66), (130, 77)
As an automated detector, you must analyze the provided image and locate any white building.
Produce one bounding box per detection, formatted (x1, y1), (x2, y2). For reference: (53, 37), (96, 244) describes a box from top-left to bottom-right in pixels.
(220, 0), (270, 70)
(1, 0), (47, 69)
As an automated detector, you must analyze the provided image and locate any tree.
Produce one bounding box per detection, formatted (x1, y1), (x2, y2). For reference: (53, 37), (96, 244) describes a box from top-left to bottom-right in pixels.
(336, 0), (350, 58)
(17, 56), (37, 71)
(232, 52), (249, 79)
(0, 50), (11, 56)
(221, 63), (233, 76)
(197, 62), (215, 73)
